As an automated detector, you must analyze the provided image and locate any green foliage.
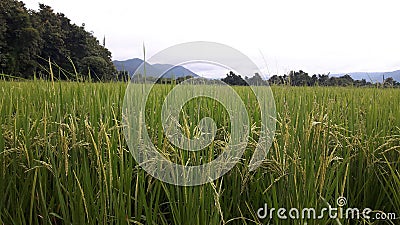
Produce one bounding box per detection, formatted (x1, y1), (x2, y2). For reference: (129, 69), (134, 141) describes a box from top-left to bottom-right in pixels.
(0, 0), (116, 80)
(0, 0), (40, 77)
(220, 70), (398, 87)
(221, 71), (248, 86)
(81, 56), (113, 81)
(268, 70), (400, 87)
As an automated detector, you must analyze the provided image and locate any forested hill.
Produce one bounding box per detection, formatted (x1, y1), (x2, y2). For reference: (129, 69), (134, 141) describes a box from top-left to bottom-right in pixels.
(0, 0), (116, 80)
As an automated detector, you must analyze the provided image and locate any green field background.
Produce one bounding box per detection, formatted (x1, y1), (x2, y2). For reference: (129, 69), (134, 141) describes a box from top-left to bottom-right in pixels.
(0, 81), (399, 224)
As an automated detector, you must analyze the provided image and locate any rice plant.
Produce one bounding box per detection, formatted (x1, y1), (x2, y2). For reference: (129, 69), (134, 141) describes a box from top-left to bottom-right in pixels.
(0, 80), (399, 224)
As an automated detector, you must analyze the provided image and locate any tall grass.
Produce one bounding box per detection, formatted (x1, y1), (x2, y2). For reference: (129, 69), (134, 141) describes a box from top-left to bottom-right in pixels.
(0, 81), (399, 224)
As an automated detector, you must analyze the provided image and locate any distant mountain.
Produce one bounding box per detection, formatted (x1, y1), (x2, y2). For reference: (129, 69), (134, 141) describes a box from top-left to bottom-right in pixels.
(113, 58), (162, 77)
(113, 58), (199, 78)
(152, 63), (199, 78)
(331, 70), (400, 82)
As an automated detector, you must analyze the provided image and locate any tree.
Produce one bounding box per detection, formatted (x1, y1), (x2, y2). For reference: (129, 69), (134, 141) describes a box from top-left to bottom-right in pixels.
(34, 4), (67, 68)
(246, 73), (267, 86)
(310, 74), (318, 86)
(288, 70), (311, 86)
(221, 71), (248, 86)
(0, 1), (116, 80)
(354, 78), (368, 87)
(81, 56), (113, 81)
(328, 74), (354, 86)
(383, 77), (395, 87)
(0, 0), (41, 77)
(338, 74), (354, 86)
(0, 7), (7, 69)
(268, 75), (284, 85)
(318, 74), (330, 86)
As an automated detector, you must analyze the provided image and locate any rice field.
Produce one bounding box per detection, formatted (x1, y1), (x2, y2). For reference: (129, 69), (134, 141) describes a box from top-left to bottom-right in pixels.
(0, 80), (399, 224)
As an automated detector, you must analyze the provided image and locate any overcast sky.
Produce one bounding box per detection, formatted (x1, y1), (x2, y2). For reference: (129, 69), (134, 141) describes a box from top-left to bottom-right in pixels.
(22, 0), (400, 76)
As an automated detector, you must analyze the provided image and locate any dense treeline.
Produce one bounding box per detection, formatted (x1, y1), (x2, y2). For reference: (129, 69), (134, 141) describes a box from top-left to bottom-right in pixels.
(0, 0), (116, 80)
(268, 70), (400, 87)
(220, 70), (400, 87)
